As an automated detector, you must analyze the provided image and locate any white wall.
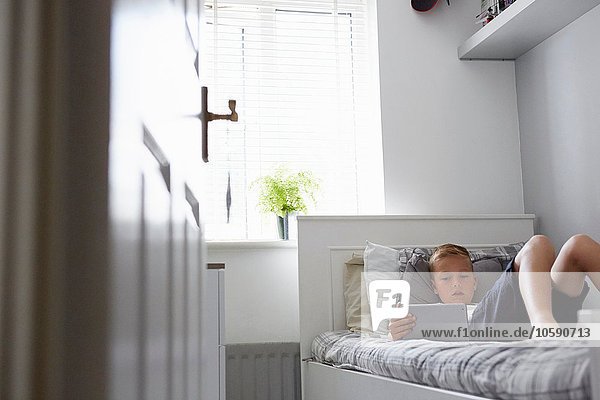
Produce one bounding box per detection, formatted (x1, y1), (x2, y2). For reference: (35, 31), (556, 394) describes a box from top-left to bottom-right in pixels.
(516, 4), (600, 246)
(211, 1), (532, 345)
(207, 245), (300, 344)
(378, 0), (524, 214)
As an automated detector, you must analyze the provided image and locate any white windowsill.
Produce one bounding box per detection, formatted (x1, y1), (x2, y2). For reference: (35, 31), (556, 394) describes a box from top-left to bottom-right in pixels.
(207, 239), (298, 251)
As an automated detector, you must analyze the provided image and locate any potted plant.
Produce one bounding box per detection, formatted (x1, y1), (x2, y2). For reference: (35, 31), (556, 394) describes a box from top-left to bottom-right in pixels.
(252, 166), (319, 239)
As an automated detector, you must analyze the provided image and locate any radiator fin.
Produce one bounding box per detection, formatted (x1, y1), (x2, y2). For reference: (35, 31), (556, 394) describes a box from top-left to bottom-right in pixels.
(226, 342), (301, 400)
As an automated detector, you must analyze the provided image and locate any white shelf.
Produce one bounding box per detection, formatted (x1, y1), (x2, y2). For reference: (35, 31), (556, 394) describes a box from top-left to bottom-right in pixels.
(458, 0), (600, 60)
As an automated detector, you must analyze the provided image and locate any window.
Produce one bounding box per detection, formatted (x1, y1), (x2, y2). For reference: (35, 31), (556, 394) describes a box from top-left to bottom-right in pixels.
(202, 0), (383, 240)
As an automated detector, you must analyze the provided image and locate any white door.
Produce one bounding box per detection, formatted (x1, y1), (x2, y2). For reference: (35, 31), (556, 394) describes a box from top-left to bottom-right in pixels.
(110, 0), (215, 399)
(0, 0), (221, 397)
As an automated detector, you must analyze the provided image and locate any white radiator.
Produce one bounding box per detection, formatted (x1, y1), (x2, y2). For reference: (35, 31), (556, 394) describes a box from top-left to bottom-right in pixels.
(226, 342), (301, 400)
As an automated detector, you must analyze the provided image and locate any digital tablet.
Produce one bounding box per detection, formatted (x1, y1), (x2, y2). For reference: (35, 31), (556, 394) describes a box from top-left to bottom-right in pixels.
(403, 303), (469, 340)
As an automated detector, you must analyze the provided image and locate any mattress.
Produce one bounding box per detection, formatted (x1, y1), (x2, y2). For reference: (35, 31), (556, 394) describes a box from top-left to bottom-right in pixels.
(312, 331), (591, 400)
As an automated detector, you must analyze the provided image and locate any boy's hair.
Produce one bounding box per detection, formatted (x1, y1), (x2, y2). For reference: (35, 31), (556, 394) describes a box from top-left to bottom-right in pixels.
(429, 244), (472, 272)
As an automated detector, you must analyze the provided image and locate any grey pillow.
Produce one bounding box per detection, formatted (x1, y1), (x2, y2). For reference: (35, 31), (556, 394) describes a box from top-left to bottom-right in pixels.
(402, 256), (504, 304)
(402, 255), (438, 304)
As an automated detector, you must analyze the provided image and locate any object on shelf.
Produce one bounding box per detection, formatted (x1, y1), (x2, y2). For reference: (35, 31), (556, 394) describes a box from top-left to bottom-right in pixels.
(475, 7), (496, 25)
(478, 0), (516, 25)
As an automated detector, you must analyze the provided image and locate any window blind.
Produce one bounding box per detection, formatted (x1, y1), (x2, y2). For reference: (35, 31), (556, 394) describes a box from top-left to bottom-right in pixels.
(202, 0), (381, 240)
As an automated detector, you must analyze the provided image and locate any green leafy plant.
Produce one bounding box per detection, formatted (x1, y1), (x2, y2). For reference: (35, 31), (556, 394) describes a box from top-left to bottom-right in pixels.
(252, 167), (320, 217)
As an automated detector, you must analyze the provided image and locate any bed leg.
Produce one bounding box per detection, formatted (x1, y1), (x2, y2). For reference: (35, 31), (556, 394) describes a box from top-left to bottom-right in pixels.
(592, 348), (600, 400)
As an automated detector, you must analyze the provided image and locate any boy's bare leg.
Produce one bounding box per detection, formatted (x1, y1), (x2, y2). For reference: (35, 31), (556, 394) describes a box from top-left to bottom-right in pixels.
(551, 234), (600, 297)
(514, 235), (557, 325)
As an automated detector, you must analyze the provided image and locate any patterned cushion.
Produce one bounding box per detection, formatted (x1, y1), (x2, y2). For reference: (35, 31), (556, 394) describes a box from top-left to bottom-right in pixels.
(398, 242), (526, 271)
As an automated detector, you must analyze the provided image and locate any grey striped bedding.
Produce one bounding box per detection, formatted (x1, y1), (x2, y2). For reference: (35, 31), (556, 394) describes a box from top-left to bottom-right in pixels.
(312, 331), (590, 399)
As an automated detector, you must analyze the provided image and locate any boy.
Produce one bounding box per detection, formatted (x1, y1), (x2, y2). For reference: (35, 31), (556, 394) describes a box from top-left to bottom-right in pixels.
(388, 235), (600, 341)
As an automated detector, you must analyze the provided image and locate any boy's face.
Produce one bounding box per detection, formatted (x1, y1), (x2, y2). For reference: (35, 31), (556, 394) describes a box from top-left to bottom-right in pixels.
(431, 255), (477, 304)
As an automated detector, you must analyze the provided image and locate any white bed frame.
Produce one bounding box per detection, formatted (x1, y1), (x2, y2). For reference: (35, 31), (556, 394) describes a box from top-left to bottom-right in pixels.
(297, 214), (600, 400)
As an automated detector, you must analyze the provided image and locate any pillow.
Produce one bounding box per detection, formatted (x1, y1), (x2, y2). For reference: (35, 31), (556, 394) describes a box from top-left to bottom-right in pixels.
(343, 252), (372, 332)
(401, 255), (438, 304)
(345, 241), (406, 332)
(397, 242), (525, 271)
(469, 243), (525, 262)
(363, 241), (402, 278)
(363, 241), (402, 304)
(402, 256), (504, 304)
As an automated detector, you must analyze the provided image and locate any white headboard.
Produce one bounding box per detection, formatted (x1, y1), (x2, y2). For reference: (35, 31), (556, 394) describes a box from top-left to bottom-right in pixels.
(297, 214), (536, 360)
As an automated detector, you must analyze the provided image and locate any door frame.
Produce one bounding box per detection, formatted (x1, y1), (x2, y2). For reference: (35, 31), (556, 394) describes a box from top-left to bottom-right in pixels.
(0, 0), (111, 398)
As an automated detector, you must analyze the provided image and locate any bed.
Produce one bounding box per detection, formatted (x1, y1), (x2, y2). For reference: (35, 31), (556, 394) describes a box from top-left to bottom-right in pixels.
(297, 215), (600, 400)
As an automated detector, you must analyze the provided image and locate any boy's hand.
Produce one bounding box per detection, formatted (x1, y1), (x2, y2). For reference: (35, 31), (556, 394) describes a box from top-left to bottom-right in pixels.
(388, 314), (416, 341)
